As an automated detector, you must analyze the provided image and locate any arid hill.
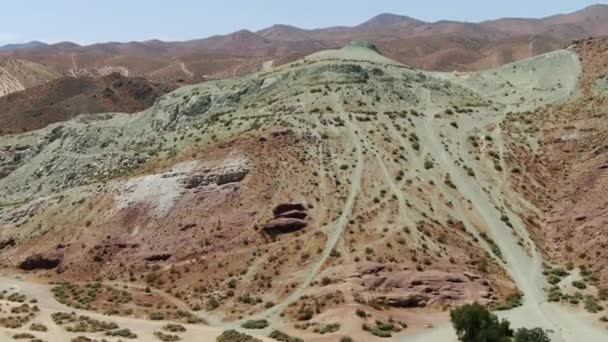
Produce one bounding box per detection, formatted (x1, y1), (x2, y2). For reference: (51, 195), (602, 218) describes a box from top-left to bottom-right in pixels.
(1, 37), (607, 341)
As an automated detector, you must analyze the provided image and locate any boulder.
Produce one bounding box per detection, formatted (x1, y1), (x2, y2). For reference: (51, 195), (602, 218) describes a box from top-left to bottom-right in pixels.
(273, 203), (307, 216)
(263, 218), (307, 235)
(276, 210), (307, 219)
(19, 252), (62, 270)
(144, 253), (172, 262)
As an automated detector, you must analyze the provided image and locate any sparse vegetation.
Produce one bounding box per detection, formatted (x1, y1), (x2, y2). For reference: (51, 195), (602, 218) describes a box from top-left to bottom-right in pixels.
(450, 303), (512, 341)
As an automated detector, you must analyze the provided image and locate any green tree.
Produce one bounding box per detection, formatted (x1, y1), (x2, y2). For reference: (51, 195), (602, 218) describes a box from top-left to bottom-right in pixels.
(514, 328), (550, 342)
(450, 303), (513, 342)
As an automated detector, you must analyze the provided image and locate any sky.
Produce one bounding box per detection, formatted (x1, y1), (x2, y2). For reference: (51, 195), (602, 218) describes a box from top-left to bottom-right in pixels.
(1, 0), (606, 45)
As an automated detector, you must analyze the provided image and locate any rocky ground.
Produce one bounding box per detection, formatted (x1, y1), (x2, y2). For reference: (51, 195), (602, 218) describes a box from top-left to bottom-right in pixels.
(0, 40), (607, 341)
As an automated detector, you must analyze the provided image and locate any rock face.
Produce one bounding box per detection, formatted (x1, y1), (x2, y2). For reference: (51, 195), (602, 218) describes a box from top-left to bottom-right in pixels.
(181, 158), (249, 189)
(263, 218), (307, 235)
(379, 294), (430, 308)
(359, 270), (495, 308)
(216, 170), (249, 185)
(19, 252), (62, 270)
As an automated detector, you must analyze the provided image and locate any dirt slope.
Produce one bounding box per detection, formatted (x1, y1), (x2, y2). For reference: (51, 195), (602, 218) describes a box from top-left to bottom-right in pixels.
(0, 57), (61, 97)
(0, 73), (175, 134)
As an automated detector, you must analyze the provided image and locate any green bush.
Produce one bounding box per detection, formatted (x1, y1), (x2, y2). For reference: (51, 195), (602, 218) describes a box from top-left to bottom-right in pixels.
(572, 280), (586, 289)
(242, 319), (269, 329)
(217, 330), (261, 342)
(106, 328), (137, 339)
(163, 324), (186, 332)
(268, 330), (303, 342)
(450, 303), (512, 342)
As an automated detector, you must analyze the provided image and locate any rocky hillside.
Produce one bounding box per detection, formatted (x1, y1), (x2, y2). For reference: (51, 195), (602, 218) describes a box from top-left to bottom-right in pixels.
(0, 40), (607, 341)
(505, 37), (608, 284)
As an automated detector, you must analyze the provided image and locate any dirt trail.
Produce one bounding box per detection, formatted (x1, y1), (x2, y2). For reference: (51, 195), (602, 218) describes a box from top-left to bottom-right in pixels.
(246, 115), (364, 322)
(410, 85), (608, 341)
(180, 61), (194, 78)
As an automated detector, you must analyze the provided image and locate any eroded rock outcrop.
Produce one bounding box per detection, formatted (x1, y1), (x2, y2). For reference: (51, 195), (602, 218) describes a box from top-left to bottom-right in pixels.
(273, 203), (307, 216)
(19, 252), (62, 270)
(360, 270), (495, 308)
(264, 203), (309, 235)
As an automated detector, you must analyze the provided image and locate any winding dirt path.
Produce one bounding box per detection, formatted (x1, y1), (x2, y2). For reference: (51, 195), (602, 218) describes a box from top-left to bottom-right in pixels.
(246, 114), (364, 322)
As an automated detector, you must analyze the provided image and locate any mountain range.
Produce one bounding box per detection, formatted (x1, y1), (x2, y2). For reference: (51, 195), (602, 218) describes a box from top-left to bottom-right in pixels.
(1, 4), (608, 82)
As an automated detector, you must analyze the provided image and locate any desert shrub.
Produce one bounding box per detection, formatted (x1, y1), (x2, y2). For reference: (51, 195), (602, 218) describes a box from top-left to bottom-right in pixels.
(362, 320), (401, 338)
(318, 323), (340, 334)
(149, 312), (165, 320)
(29, 323), (48, 332)
(513, 327), (550, 342)
(492, 291), (523, 311)
(550, 268), (568, 277)
(242, 319), (269, 329)
(572, 280), (586, 289)
(163, 323), (186, 332)
(217, 330), (261, 342)
(584, 295), (604, 313)
(106, 328), (137, 339)
(268, 330), (303, 342)
(154, 331), (181, 341)
(355, 308), (366, 318)
(296, 306), (313, 321)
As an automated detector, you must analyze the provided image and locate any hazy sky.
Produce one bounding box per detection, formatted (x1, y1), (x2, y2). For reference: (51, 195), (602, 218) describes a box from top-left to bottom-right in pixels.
(1, 0), (606, 45)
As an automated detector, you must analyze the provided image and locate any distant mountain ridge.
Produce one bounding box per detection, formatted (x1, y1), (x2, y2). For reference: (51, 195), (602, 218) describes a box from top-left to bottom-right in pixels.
(0, 4), (606, 98)
(0, 41), (48, 51)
